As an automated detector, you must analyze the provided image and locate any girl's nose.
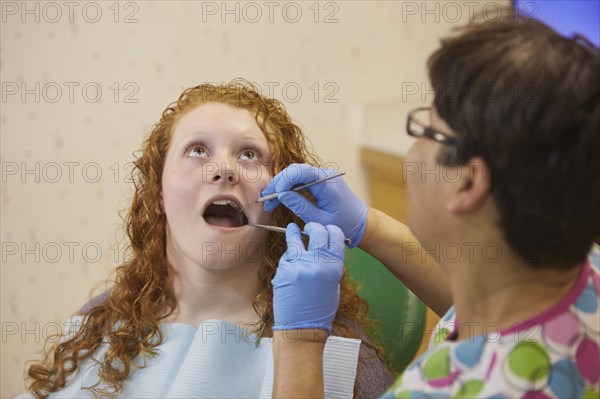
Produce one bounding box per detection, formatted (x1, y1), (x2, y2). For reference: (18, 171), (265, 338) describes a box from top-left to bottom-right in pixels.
(211, 170), (238, 184)
(207, 157), (240, 185)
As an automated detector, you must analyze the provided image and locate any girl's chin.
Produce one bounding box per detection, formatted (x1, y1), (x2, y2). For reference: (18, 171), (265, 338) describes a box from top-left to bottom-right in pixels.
(204, 223), (251, 232)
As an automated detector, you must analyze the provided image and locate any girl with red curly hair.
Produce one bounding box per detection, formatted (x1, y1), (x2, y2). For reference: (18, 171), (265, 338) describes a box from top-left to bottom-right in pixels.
(21, 79), (392, 399)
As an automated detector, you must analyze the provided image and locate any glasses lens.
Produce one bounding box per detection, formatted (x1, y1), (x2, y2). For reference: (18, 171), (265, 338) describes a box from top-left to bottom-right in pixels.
(408, 109), (430, 137)
(414, 108), (430, 126)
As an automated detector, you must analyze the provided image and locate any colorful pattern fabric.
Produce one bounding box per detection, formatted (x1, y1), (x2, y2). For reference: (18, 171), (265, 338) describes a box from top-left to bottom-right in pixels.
(384, 245), (600, 398)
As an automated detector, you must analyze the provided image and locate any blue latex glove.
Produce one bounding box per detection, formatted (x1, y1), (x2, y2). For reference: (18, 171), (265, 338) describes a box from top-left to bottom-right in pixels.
(262, 164), (368, 248)
(272, 222), (345, 334)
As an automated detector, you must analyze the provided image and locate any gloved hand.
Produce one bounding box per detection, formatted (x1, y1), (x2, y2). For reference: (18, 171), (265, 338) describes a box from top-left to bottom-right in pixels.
(262, 164), (368, 247)
(272, 222), (345, 334)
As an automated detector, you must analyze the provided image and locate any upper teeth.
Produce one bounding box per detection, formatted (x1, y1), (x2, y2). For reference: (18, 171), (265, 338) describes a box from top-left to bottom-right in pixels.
(212, 199), (241, 211)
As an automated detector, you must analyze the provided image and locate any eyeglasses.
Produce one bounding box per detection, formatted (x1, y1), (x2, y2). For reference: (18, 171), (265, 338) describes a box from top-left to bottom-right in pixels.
(406, 107), (458, 146)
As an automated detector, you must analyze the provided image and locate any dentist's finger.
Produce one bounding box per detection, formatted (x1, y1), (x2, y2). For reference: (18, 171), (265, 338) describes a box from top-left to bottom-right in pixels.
(285, 223), (305, 249)
(304, 222), (329, 250)
(277, 191), (323, 222)
(325, 225), (346, 259)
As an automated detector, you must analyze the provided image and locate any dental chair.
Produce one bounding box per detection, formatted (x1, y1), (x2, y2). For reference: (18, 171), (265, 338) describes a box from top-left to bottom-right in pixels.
(346, 247), (426, 373)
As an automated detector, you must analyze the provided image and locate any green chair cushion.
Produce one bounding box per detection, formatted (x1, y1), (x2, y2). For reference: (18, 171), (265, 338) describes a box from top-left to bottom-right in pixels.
(346, 247), (426, 372)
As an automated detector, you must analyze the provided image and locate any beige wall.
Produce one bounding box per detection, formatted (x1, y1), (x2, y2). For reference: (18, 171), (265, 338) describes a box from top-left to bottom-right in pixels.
(1, 1), (508, 395)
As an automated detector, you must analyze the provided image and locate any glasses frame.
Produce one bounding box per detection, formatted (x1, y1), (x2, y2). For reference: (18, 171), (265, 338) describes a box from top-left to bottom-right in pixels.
(406, 107), (458, 146)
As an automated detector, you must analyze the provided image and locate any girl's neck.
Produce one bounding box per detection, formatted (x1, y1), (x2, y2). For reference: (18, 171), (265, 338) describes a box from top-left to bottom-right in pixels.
(163, 246), (264, 328)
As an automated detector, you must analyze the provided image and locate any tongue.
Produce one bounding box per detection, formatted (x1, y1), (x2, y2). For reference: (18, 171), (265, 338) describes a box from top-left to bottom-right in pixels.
(205, 216), (239, 228)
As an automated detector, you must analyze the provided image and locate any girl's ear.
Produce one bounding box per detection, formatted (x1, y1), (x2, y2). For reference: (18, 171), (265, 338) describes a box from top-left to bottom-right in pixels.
(447, 156), (492, 214)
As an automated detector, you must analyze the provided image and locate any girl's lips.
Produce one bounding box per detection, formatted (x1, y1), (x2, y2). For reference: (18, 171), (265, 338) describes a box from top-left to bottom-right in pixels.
(204, 223), (251, 232)
(202, 194), (245, 214)
(202, 193), (249, 228)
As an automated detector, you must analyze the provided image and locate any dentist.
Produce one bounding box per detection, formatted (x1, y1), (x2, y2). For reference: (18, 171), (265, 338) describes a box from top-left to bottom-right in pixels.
(269, 12), (600, 399)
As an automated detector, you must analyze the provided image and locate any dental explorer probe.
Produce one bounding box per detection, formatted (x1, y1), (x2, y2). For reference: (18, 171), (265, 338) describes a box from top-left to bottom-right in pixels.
(247, 223), (352, 246)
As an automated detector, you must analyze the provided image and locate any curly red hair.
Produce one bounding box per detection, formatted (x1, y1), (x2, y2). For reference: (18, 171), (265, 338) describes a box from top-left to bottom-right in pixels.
(26, 79), (372, 398)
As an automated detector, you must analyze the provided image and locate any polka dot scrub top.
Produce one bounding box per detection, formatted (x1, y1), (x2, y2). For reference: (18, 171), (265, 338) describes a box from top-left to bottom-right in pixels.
(384, 245), (600, 399)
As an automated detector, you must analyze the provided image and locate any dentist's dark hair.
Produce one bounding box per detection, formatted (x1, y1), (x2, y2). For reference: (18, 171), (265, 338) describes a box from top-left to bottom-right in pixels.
(428, 10), (600, 268)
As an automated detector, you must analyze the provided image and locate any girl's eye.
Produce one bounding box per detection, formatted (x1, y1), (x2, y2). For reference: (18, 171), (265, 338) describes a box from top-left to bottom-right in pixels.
(188, 146), (207, 157)
(240, 149), (258, 160)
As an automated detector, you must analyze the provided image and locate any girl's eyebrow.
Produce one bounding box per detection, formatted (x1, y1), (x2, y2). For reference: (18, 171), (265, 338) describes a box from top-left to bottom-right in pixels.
(182, 130), (211, 137)
(181, 131), (269, 150)
(240, 134), (269, 147)
(183, 131), (264, 141)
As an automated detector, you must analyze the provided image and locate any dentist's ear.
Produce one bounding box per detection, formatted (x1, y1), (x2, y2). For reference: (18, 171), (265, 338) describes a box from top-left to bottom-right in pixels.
(447, 156), (492, 214)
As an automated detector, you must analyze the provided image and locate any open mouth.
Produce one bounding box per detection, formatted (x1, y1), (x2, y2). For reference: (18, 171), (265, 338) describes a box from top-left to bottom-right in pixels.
(203, 199), (249, 228)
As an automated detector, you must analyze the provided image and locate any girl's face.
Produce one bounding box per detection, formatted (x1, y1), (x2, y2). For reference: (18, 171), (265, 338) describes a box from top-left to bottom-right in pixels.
(161, 102), (273, 270)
